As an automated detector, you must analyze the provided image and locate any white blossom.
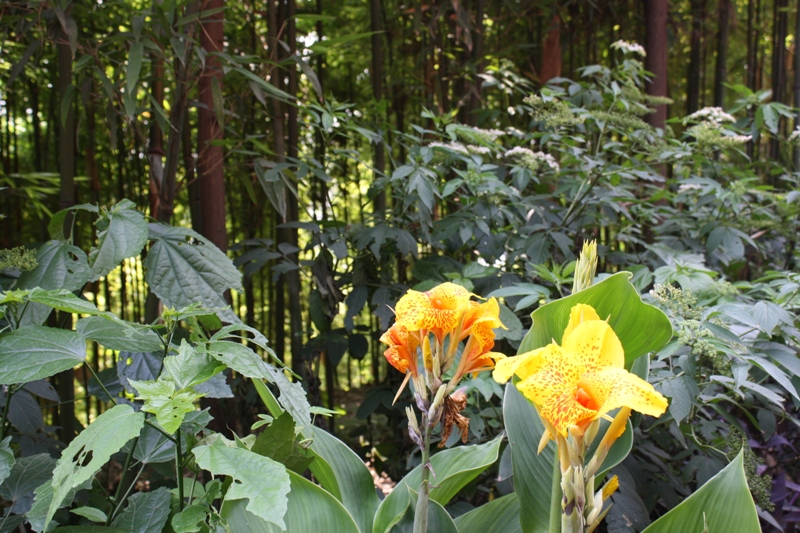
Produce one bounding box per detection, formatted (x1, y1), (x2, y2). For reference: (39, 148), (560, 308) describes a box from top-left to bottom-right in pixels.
(684, 106), (736, 126)
(428, 141), (469, 155)
(610, 40), (646, 57)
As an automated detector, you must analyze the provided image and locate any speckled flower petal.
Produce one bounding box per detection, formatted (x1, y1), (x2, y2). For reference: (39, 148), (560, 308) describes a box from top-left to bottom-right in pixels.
(394, 282), (471, 333)
(561, 319), (624, 372)
(516, 343), (595, 435)
(492, 347), (546, 384)
(578, 368), (668, 418)
(380, 324), (420, 376)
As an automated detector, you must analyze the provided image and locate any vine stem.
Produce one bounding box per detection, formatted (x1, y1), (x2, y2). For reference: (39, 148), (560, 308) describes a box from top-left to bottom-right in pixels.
(0, 385), (15, 440)
(176, 430), (185, 511)
(106, 436), (140, 525)
(412, 418), (432, 533)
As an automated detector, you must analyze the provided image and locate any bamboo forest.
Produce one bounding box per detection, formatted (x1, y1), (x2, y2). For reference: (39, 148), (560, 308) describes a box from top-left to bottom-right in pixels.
(0, 0), (799, 531)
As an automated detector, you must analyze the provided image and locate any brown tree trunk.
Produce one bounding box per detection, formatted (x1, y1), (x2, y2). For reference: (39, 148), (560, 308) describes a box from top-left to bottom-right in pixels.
(714, 0), (731, 107)
(686, 0), (706, 115)
(285, 0), (305, 384)
(370, 0), (386, 214)
(56, 24), (76, 444)
(644, 0), (669, 131)
(540, 14), (562, 83)
(793, 0), (800, 170)
(197, 0), (227, 250)
(268, 0), (287, 365)
(148, 59), (165, 219)
(769, 0), (789, 168)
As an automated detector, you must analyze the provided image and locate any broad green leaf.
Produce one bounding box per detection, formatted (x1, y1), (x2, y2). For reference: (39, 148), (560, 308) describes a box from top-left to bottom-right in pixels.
(0, 437), (14, 488)
(253, 369), (314, 435)
(13, 241), (91, 326)
(48, 203), (98, 242)
(126, 42), (144, 97)
(400, 435), (503, 505)
(30, 404), (144, 532)
(70, 506), (108, 523)
(372, 480), (411, 533)
(144, 224), (242, 323)
(252, 413), (314, 474)
(306, 426), (380, 533)
(0, 515), (25, 533)
(0, 454), (57, 515)
(193, 441), (290, 529)
(380, 486), (459, 533)
(0, 326), (86, 385)
(642, 450), (759, 533)
(27, 288), (113, 318)
(111, 486), (171, 533)
(519, 272), (673, 367)
(203, 341), (269, 380)
(503, 383), (556, 533)
(51, 526), (124, 533)
(454, 493), (522, 533)
(164, 340), (224, 390)
(117, 351), (162, 392)
(373, 435), (502, 533)
(89, 199), (149, 281)
(221, 470), (359, 533)
(129, 379), (200, 434)
(77, 316), (164, 353)
(171, 503), (209, 532)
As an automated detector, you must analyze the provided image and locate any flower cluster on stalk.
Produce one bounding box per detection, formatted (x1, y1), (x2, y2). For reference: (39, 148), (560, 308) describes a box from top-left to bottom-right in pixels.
(380, 282), (506, 447)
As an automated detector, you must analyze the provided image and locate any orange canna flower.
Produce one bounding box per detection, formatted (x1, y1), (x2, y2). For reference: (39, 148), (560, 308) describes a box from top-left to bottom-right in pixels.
(394, 282), (472, 342)
(380, 323), (421, 376)
(459, 297), (505, 341)
(452, 321), (506, 383)
(493, 303), (667, 436)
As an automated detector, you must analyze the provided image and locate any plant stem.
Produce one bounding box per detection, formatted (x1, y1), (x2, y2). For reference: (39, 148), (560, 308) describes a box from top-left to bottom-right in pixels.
(413, 418), (431, 533)
(176, 429), (185, 511)
(106, 435), (139, 525)
(548, 454), (561, 533)
(0, 385), (15, 440)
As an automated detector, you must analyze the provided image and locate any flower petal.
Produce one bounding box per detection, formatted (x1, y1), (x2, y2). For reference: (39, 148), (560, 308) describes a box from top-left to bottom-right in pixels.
(562, 303), (601, 340)
(516, 344), (594, 435)
(395, 282), (471, 333)
(492, 347), (546, 383)
(561, 319), (624, 371)
(578, 367), (668, 418)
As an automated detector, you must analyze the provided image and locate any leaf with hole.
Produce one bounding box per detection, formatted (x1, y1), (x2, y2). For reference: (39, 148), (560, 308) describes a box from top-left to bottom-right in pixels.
(29, 404), (144, 532)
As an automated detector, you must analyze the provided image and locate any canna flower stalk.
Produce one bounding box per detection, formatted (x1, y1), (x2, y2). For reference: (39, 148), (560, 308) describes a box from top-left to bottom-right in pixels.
(494, 242), (668, 533)
(380, 282), (506, 533)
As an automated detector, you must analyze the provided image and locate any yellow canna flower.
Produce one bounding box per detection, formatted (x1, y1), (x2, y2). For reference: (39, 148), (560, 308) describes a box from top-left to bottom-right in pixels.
(494, 303), (667, 436)
(380, 323), (421, 376)
(394, 282), (472, 342)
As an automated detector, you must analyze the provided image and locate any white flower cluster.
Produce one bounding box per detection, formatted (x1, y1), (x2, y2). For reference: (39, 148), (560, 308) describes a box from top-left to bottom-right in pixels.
(504, 147), (560, 172)
(788, 126), (800, 145)
(610, 40), (646, 57)
(723, 133), (753, 144)
(474, 127), (506, 140)
(684, 106), (736, 126)
(505, 127), (526, 138)
(428, 141), (469, 155)
(467, 145), (491, 155)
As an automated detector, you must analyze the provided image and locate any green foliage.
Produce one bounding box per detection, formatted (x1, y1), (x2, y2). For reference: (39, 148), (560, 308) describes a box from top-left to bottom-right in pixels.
(0, 326), (86, 385)
(30, 404), (145, 532)
(641, 450), (760, 533)
(193, 439), (291, 530)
